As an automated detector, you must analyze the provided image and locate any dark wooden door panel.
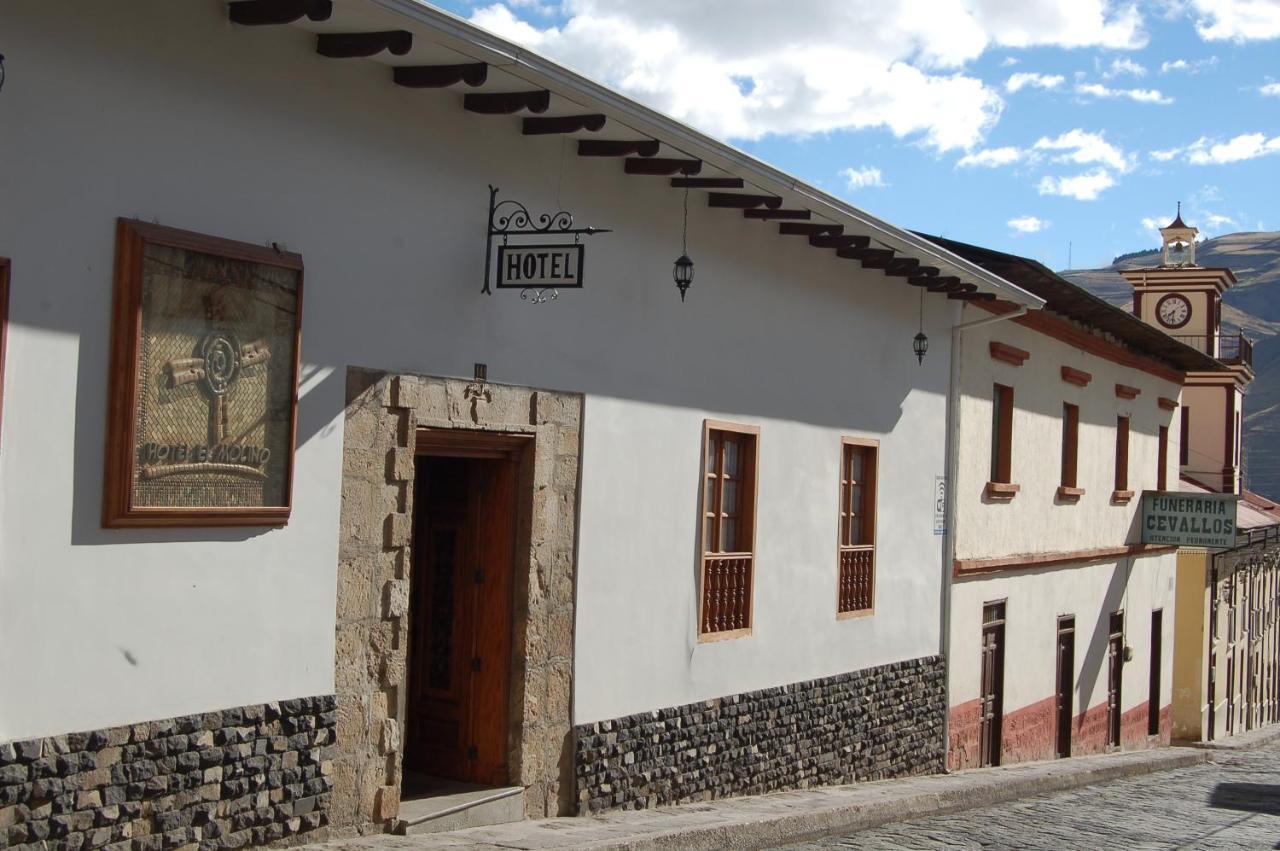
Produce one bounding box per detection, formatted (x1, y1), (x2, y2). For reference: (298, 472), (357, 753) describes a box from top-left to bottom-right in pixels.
(1056, 618), (1074, 758)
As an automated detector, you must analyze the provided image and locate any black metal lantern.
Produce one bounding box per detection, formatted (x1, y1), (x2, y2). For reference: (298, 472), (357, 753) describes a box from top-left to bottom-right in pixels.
(913, 331), (929, 364)
(673, 254), (694, 300)
(913, 289), (928, 364)
(673, 186), (693, 300)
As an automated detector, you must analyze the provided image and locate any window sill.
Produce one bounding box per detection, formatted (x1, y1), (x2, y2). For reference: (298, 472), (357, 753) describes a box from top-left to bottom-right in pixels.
(837, 607), (875, 621)
(985, 481), (1020, 500)
(1111, 490), (1135, 505)
(697, 627), (752, 643)
(1056, 486), (1085, 502)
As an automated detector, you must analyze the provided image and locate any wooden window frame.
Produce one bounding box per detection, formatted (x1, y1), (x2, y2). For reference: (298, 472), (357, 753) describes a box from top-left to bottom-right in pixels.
(0, 258), (9, 453)
(1113, 415), (1133, 504)
(103, 219), (303, 527)
(837, 437), (878, 619)
(698, 419), (760, 641)
(1157, 425), (1169, 491)
(1058, 402), (1082, 501)
(987, 383), (1018, 498)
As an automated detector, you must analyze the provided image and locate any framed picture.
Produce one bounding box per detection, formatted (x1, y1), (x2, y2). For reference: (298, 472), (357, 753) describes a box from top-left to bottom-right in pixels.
(103, 219), (303, 527)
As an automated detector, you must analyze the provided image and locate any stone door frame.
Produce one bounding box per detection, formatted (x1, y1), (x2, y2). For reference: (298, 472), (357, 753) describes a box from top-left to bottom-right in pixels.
(331, 369), (581, 832)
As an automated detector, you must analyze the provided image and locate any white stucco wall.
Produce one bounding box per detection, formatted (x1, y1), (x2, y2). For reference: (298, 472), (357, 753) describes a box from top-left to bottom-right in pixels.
(949, 551), (1175, 718)
(0, 0), (951, 740)
(953, 312), (1182, 561)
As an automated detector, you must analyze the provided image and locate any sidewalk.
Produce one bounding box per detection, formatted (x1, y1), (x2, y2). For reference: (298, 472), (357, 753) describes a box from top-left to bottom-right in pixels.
(313, 747), (1208, 850)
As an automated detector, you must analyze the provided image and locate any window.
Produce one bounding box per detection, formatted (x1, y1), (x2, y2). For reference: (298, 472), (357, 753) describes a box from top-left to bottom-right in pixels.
(699, 421), (759, 638)
(1114, 415), (1131, 500)
(988, 384), (1017, 498)
(1157, 425), (1169, 491)
(838, 439), (878, 615)
(1179, 406), (1190, 466)
(1060, 403), (1080, 497)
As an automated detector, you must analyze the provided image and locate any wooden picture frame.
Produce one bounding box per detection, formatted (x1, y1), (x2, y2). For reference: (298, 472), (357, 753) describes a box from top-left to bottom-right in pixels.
(103, 219), (303, 527)
(0, 258), (9, 453)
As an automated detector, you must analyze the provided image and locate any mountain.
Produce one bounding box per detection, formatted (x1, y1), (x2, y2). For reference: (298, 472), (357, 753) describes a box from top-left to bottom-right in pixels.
(1059, 231), (1280, 502)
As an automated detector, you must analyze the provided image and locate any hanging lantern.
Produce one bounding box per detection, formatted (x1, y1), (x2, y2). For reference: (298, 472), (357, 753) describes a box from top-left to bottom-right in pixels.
(673, 254), (694, 300)
(673, 185), (693, 301)
(913, 289), (928, 364)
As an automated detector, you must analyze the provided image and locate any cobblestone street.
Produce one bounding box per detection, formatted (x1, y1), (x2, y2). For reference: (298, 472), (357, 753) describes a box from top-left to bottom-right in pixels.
(782, 741), (1280, 850)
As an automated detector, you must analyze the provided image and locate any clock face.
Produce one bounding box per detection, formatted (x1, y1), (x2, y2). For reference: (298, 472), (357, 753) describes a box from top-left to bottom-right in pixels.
(1156, 294), (1191, 329)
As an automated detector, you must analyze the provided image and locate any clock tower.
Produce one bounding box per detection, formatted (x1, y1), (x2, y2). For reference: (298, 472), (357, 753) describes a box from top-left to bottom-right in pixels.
(1120, 206), (1252, 494)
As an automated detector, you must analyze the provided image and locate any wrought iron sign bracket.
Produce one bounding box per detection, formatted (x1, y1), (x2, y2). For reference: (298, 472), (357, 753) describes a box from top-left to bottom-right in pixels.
(483, 185), (610, 304)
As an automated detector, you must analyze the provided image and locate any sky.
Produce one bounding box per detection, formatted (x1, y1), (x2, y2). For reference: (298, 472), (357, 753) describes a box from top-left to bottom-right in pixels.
(429, 0), (1280, 271)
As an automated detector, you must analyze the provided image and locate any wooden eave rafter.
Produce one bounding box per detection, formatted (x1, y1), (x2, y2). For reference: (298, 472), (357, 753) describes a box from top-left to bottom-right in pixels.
(624, 158), (702, 176)
(579, 139), (660, 157)
(464, 90), (551, 114)
(522, 114), (607, 135)
(707, 193), (783, 210)
(316, 30), (412, 57)
(229, 0), (332, 25)
(234, 4), (1033, 305)
(393, 63), (488, 88)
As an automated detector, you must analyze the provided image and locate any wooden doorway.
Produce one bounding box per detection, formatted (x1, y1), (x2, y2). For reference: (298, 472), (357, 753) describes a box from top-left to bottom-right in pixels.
(404, 430), (530, 787)
(1148, 610), (1162, 737)
(1055, 616), (1075, 758)
(1107, 611), (1124, 749)
(979, 601), (1006, 768)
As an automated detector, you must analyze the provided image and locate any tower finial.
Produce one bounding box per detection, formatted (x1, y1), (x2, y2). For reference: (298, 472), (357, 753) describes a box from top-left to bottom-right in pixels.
(1177, 201), (1181, 217)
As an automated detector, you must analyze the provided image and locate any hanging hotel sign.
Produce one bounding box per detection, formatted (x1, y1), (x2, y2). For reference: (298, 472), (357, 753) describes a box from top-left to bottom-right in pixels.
(103, 219), (303, 527)
(483, 185), (609, 304)
(1140, 491), (1238, 549)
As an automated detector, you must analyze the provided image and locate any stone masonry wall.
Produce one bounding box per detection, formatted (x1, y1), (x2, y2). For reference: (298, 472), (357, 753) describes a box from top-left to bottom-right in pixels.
(0, 695), (335, 851)
(573, 656), (946, 814)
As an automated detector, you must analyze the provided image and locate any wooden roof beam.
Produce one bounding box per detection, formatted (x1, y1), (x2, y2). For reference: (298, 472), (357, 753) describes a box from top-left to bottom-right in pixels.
(316, 30), (412, 58)
(743, 208), (810, 220)
(778, 223), (843, 237)
(707, 193), (783, 209)
(625, 158), (702, 176)
(949, 291), (997, 301)
(229, 0), (331, 25)
(394, 63), (488, 88)
(857, 249), (896, 269)
(884, 257), (921, 278)
(580, 139), (660, 157)
(670, 177), (745, 188)
(464, 90), (551, 115)
(523, 114), (606, 135)
(809, 234), (869, 250)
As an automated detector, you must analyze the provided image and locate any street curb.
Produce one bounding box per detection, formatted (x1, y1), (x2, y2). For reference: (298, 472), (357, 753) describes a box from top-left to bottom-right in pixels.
(1181, 723), (1280, 752)
(586, 749), (1211, 850)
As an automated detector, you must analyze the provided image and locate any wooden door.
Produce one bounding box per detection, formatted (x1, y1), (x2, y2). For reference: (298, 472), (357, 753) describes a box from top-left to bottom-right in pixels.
(1107, 612), (1124, 748)
(1148, 610), (1162, 737)
(1055, 617), (1075, 758)
(405, 453), (516, 786)
(979, 602), (1006, 767)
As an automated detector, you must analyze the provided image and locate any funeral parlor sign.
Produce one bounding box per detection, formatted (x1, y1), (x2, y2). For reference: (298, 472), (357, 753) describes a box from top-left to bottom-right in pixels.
(103, 219), (302, 527)
(1141, 491), (1238, 549)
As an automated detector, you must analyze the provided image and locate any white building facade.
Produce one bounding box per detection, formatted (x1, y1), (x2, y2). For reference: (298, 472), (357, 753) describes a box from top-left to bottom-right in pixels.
(0, 1), (1041, 846)
(928, 238), (1224, 769)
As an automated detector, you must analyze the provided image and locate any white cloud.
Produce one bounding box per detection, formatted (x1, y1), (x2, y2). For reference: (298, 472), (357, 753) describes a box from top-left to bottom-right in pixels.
(1008, 215), (1049, 233)
(1140, 215), (1167, 237)
(1150, 146), (1182, 161)
(1191, 0), (1280, 41)
(1034, 129), (1134, 172)
(1000, 56), (1020, 67)
(1160, 56), (1218, 73)
(1261, 82), (1280, 96)
(1204, 212), (1236, 229)
(1103, 57), (1147, 77)
(1005, 71), (1065, 92)
(1182, 132), (1280, 164)
(1075, 82), (1174, 103)
(840, 166), (887, 190)
(467, 0), (1149, 150)
(957, 146), (1026, 167)
(1037, 169), (1117, 200)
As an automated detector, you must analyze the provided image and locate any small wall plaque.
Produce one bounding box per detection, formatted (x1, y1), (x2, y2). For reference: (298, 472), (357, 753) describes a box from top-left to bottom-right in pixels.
(103, 219), (303, 527)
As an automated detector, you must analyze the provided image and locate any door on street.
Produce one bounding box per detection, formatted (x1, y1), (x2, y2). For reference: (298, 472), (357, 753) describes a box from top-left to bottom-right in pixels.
(979, 601), (1006, 767)
(1056, 616), (1075, 758)
(1107, 611), (1124, 748)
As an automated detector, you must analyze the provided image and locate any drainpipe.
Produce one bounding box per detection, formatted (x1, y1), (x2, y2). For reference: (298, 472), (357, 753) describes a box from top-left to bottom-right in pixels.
(939, 303), (1029, 770)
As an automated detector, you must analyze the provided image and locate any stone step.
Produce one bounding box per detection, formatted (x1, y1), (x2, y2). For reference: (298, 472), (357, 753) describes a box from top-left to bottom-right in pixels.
(394, 781), (525, 835)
